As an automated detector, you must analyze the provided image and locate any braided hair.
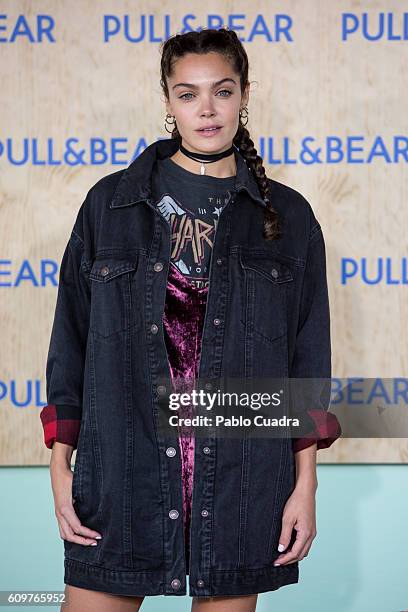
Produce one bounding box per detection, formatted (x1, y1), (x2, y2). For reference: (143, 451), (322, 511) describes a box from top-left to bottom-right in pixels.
(159, 27), (282, 241)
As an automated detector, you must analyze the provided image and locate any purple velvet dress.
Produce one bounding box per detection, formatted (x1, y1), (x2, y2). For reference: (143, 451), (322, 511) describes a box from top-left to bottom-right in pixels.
(163, 262), (208, 572)
(152, 156), (235, 571)
(163, 263), (208, 568)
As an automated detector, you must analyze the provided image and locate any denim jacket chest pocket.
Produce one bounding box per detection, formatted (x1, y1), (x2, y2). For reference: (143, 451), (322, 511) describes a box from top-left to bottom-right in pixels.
(88, 255), (140, 341)
(239, 250), (294, 344)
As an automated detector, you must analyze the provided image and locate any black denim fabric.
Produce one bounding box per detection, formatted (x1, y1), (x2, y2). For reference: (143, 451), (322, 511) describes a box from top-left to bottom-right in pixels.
(46, 137), (332, 597)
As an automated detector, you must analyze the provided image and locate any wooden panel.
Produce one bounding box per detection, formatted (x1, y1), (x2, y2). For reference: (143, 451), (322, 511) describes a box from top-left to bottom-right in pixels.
(0, 0), (406, 464)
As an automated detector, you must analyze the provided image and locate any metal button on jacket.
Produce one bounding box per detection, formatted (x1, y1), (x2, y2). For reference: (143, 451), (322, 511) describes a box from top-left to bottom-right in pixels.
(166, 447), (176, 457)
(100, 265), (110, 276)
(201, 509), (209, 517)
(171, 578), (181, 590)
(213, 318), (221, 326)
(157, 385), (166, 396)
(150, 323), (159, 334)
(169, 509), (179, 520)
(271, 267), (279, 279)
(203, 446), (211, 454)
(154, 261), (163, 272)
(197, 579), (205, 587)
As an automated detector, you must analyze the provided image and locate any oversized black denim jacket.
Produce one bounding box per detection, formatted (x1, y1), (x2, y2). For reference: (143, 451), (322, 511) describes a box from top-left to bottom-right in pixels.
(41, 136), (341, 598)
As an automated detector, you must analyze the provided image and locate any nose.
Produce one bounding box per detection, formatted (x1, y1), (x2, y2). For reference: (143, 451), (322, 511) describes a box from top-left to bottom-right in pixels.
(199, 95), (216, 117)
(201, 112), (215, 120)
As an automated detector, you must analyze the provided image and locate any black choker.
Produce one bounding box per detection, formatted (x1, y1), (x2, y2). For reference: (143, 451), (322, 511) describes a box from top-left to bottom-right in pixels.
(179, 142), (235, 176)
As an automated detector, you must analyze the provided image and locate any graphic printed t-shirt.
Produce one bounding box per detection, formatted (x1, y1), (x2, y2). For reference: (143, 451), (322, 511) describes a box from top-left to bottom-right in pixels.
(152, 156), (236, 289)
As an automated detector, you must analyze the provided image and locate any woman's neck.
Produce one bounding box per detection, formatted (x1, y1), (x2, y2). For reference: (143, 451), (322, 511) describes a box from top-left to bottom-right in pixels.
(169, 149), (237, 178)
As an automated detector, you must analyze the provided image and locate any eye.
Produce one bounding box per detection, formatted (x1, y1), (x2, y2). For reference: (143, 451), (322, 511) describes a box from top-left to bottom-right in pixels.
(179, 92), (194, 100)
(178, 89), (233, 101)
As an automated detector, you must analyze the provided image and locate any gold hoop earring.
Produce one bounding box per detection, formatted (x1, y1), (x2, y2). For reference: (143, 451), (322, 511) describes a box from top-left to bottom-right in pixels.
(165, 113), (177, 133)
(239, 106), (249, 127)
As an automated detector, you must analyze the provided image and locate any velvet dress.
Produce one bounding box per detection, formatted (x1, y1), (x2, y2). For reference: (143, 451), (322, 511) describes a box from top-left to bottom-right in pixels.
(163, 263), (208, 574)
(152, 156), (236, 573)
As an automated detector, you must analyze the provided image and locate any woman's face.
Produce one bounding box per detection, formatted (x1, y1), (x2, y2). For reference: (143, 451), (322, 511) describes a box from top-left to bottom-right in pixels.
(165, 52), (249, 155)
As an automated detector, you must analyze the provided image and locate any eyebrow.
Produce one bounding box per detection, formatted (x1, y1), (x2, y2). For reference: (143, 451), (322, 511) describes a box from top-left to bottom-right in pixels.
(172, 78), (237, 90)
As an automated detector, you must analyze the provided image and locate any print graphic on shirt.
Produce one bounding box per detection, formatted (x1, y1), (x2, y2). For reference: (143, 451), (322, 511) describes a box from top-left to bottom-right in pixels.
(155, 193), (228, 290)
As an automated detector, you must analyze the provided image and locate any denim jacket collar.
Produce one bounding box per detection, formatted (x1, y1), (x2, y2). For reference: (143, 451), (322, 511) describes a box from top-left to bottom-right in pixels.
(109, 136), (267, 210)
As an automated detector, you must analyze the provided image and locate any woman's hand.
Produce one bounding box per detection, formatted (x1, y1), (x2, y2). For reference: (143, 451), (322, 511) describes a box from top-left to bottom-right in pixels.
(273, 477), (317, 566)
(50, 445), (103, 546)
(273, 442), (319, 566)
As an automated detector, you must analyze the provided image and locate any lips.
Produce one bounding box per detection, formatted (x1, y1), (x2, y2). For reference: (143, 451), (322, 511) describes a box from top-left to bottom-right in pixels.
(197, 126), (222, 132)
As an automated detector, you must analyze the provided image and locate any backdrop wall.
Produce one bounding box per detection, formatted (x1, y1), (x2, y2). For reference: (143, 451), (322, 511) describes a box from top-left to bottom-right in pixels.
(1, 3), (407, 460)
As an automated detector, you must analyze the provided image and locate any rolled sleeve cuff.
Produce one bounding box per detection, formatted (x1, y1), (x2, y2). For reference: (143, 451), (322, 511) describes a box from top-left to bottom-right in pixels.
(292, 409), (342, 453)
(39, 404), (81, 450)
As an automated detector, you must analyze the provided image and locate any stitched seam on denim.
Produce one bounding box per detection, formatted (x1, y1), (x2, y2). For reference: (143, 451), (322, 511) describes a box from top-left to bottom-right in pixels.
(211, 564), (297, 573)
(71, 228), (85, 248)
(65, 558), (161, 574)
(309, 223), (322, 242)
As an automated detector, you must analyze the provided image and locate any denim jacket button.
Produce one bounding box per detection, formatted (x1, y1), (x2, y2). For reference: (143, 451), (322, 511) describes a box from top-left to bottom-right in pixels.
(216, 258), (223, 265)
(204, 382), (212, 390)
(150, 323), (159, 334)
(169, 509), (179, 519)
(197, 579), (205, 587)
(203, 446), (211, 454)
(154, 262), (163, 272)
(166, 446), (176, 457)
(201, 509), (209, 517)
(157, 385), (166, 396)
(271, 267), (279, 279)
(171, 578), (181, 590)
(213, 318), (221, 326)
(100, 266), (110, 276)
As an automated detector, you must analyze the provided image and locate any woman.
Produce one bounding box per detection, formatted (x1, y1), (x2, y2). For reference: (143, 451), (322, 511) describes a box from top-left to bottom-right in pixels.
(40, 27), (341, 612)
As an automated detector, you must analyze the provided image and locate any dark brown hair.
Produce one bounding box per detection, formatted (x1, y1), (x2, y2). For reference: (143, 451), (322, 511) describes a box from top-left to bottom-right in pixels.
(159, 27), (281, 241)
